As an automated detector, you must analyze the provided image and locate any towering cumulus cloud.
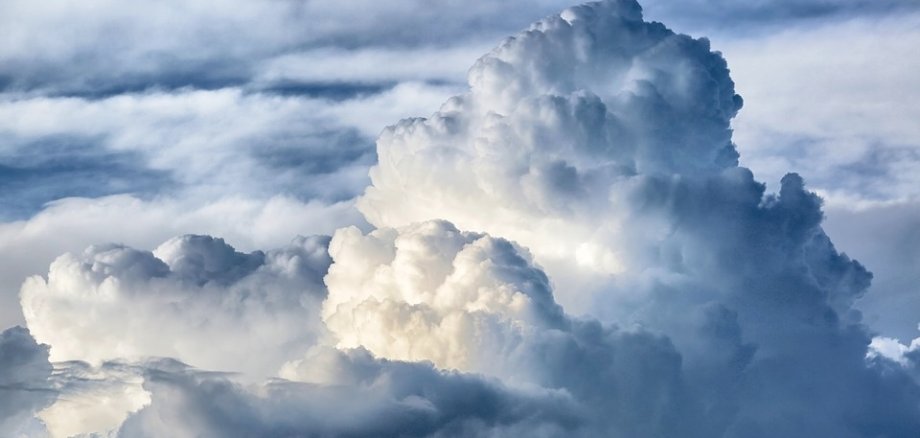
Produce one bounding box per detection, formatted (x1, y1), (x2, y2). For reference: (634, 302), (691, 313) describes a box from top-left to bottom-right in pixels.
(9, 0), (920, 436)
(359, 0), (742, 310)
(353, 0), (920, 435)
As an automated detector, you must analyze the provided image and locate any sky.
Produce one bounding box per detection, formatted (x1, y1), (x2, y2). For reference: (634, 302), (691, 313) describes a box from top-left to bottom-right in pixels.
(1, 0), (919, 436)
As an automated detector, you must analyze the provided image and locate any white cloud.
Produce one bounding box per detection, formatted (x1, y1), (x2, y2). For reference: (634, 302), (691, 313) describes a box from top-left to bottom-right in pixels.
(358, 0), (743, 314)
(0, 81), (460, 329)
(353, 1), (920, 434)
(21, 233), (332, 378)
(323, 220), (565, 373)
(6, 1), (920, 436)
(0, 194), (362, 328)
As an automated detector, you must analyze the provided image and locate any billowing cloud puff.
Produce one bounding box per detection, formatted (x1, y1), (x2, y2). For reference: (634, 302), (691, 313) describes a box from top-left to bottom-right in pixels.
(323, 220), (566, 371)
(870, 329), (920, 382)
(0, 327), (54, 436)
(322, 220), (704, 436)
(358, 0), (743, 312)
(21, 234), (331, 378)
(320, 214), (920, 436)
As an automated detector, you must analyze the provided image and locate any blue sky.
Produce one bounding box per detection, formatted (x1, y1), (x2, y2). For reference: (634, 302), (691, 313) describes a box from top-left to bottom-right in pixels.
(1, 1), (919, 436)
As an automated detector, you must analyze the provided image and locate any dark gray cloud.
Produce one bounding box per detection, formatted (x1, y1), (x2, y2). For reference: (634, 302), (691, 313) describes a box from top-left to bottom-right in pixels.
(256, 81), (398, 100)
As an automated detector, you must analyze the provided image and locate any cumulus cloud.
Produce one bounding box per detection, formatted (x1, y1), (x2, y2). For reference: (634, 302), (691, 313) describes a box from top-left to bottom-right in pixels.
(323, 220), (565, 371)
(6, 0), (920, 436)
(322, 220), (704, 435)
(355, 0), (920, 434)
(870, 332), (920, 368)
(17, 235), (329, 435)
(21, 234), (331, 378)
(359, 0), (743, 312)
(0, 194), (361, 329)
(869, 326), (920, 378)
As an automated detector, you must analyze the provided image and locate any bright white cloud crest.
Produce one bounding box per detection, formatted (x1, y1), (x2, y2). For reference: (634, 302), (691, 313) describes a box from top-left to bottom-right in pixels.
(359, 1), (743, 313)
(323, 220), (566, 372)
(5, 0), (920, 436)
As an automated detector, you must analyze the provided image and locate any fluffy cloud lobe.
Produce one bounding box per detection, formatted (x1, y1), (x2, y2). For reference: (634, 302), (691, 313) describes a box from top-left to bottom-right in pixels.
(21, 234), (331, 378)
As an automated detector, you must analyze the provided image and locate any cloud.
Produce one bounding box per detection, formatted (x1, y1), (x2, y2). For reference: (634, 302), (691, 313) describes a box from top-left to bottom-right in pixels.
(0, 88), (375, 206)
(355, 0), (920, 434)
(7, 0), (920, 436)
(112, 350), (580, 438)
(868, 330), (920, 410)
(716, 10), (920, 342)
(22, 218), (698, 436)
(721, 11), (920, 203)
(823, 202), (920, 341)
(20, 233), (331, 378)
(0, 81), (456, 329)
(640, 0), (920, 32)
(870, 332), (920, 369)
(323, 220), (565, 371)
(359, 0), (743, 313)
(0, 78), (460, 219)
(0, 138), (171, 221)
(0, 0), (573, 97)
(0, 327), (54, 437)
(37, 360), (150, 438)
(0, 194), (362, 329)
(322, 220), (705, 435)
